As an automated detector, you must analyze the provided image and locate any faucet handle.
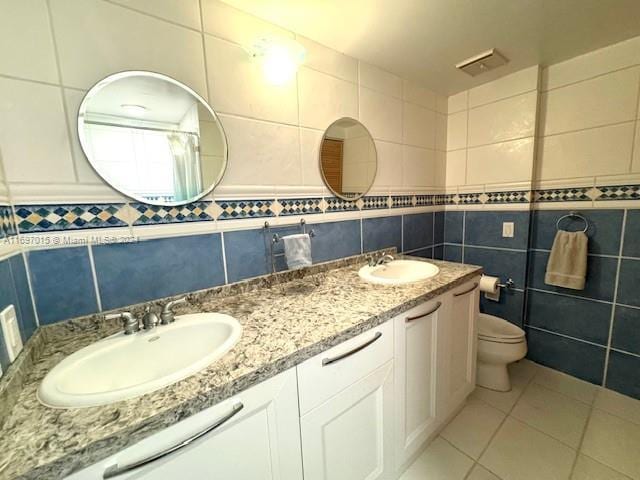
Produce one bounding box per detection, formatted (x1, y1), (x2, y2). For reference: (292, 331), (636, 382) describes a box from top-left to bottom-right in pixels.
(141, 306), (159, 330)
(160, 297), (187, 325)
(105, 311), (140, 335)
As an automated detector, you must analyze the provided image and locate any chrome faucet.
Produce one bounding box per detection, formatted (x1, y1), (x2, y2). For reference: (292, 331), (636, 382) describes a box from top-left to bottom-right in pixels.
(160, 297), (187, 325)
(376, 254), (395, 266)
(105, 311), (140, 335)
(141, 306), (160, 330)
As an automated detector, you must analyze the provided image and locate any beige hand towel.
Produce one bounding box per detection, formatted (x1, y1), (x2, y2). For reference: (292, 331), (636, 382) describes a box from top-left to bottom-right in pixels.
(544, 230), (588, 290)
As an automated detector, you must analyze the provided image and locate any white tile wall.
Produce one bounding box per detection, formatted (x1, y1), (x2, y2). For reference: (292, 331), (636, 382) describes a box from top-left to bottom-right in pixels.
(447, 91), (468, 114)
(109, 0), (202, 30)
(298, 68), (358, 129)
(446, 112), (467, 151)
(0, 0), (58, 83)
(372, 141), (403, 189)
(402, 80), (437, 110)
(359, 62), (402, 98)
(445, 150), (466, 187)
(359, 87), (403, 143)
(296, 36), (358, 83)
(467, 138), (535, 185)
(468, 65), (538, 108)
(299, 128), (325, 187)
(402, 102), (436, 148)
(633, 122), (640, 172)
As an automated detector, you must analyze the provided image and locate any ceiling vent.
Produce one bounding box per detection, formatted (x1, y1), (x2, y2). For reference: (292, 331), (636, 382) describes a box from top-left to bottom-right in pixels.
(456, 49), (508, 76)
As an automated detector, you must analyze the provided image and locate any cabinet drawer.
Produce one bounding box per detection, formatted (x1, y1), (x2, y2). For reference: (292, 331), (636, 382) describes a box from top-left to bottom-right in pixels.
(297, 320), (393, 415)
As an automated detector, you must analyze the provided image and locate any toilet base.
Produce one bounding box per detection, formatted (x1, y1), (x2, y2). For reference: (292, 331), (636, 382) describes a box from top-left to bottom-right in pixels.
(477, 362), (511, 392)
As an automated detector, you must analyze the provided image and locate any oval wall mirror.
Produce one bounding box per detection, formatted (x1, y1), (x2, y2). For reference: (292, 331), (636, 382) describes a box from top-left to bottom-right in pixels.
(78, 71), (227, 206)
(319, 118), (377, 200)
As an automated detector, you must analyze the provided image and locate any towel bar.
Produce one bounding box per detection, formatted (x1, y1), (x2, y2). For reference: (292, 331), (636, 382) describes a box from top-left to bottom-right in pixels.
(263, 219), (316, 273)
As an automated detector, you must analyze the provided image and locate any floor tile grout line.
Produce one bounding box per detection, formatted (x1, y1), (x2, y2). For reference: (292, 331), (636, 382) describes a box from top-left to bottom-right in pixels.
(569, 397), (597, 478)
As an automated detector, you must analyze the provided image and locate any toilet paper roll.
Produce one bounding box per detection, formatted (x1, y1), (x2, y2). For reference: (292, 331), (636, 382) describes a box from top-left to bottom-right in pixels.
(480, 275), (500, 302)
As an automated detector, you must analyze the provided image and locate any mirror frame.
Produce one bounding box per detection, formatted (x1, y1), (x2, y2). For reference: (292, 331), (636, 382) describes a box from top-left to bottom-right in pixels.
(77, 70), (228, 207)
(318, 117), (378, 201)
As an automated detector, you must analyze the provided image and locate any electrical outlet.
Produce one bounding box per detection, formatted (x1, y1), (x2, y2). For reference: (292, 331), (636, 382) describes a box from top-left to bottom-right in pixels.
(502, 222), (515, 238)
(0, 305), (23, 363)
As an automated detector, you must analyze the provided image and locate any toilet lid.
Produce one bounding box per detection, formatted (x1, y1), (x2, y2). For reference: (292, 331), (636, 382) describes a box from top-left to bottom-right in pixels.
(478, 313), (525, 341)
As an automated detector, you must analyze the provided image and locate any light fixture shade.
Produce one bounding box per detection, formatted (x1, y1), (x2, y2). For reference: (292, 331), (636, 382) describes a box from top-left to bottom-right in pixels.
(249, 36), (306, 85)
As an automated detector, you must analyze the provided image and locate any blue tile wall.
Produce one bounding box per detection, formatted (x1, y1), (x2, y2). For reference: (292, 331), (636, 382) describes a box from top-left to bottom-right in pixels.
(465, 211), (530, 250)
(433, 245), (444, 260)
(410, 247), (433, 259)
(464, 247), (527, 288)
(444, 212), (464, 244)
(606, 351), (640, 399)
(617, 259), (640, 307)
(403, 212), (434, 252)
(224, 229), (270, 283)
(8, 255), (37, 340)
(308, 220), (361, 263)
(480, 290), (525, 328)
(622, 209), (640, 258)
(0, 260), (18, 371)
(526, 327), (606, 384)
(434, 212), (444, 245)
(611, 306), (640, 355)
(27, 247), (98, 325)
(363, 216), (402, 253)
(443, 244), (463, 262)
(93, 234), (225, 310)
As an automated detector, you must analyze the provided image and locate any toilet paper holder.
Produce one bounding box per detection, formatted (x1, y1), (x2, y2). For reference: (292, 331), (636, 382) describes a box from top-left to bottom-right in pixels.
(497, 278), (515, 290)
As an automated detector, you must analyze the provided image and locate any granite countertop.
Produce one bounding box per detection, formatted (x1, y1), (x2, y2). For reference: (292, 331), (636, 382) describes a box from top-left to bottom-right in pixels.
(0, 253), (481, 480)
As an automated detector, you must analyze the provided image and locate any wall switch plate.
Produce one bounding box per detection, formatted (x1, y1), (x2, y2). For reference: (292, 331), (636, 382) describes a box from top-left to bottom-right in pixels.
(0, 305), (23, 363)
(502, 222), (515, 238)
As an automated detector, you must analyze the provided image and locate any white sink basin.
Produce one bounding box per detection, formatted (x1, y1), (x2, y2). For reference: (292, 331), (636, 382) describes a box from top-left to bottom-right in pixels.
(38, 313), (242, 409)
(358, 259), (440, 285)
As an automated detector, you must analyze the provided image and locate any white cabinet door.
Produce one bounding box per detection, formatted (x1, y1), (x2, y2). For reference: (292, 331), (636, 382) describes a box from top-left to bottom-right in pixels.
(67, 369), (303, 480)
(439, 278), (480, 419)
(394, 297), (443, 473)
(300, 361), (394, 480)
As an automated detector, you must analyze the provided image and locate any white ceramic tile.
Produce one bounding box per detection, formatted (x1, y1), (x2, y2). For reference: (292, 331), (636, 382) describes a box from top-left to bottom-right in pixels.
(296, 36), (357, 83)
(0, 0), (58, 83)
(466, 465), (501, 480)
(359, 87), (402, 143)
(480, 417), (576, 480)
(359, 62), (402, 98)
(446, 150), (466, 187)
(403, 80), (436, 110)
(201, 0), (293, 46)
(0, 78), (75, 183)
(373, 140), (403, 188)
(537, 122), (635, 181)
(434, 150), (446, 188)
(399, 437), (473, 480)
(470, 361), (536, 413)
(467, 138), (534, 185)
(572, 455), (631, 480)
(217, 115), (301, 186)
(298, 67), (358, 129)
(632, 122), (640, 173)
(581, 409), (640, 479)
(446, 111), (467, 151)
(436, 94), (448, 114)
(448, 91), (468, 114)
(441, 398), (505, 459)
(540, 67), (640, 136)
(533, 366), (598, 405)
(109, 0), (202, 29)
(512, 382), (590, 447)
(51, 0), (207, 95)
(402, 146), (438, 188)
(510, 359), (541, 384)
(204, 35), (298, 125)
(594, 388), (640, 427)
(435, 113), (448, 151)
(403, 102), (436, 148)
(63, 89), (104, 184)
(468, 92), (537, 147)
(299, 128), (324, 187)
(542, 36), (640, 91)
(469, 66), (539, 108)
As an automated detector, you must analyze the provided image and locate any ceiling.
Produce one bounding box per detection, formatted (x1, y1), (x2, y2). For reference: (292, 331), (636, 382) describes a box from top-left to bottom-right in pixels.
(220, 0), (640, 95)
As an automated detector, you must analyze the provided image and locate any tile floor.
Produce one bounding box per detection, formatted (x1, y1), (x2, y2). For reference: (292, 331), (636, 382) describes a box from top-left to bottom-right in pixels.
(400, 360), (640, 480)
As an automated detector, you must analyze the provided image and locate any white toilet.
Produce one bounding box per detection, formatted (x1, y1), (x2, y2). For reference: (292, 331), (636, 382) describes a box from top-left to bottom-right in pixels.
(476, 313), (527, 392)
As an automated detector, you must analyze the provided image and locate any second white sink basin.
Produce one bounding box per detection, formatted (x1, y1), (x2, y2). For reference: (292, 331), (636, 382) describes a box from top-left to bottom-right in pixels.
(38, 313), (242, 409)
(359, 259), (440, 285)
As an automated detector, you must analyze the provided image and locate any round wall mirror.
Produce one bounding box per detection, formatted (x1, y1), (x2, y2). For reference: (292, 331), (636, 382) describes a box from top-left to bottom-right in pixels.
(319, 118), (377, 200)
(78, 71), (227, 206)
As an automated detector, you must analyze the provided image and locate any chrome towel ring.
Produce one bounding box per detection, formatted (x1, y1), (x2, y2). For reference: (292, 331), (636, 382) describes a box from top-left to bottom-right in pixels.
(556, 211), (588, 233)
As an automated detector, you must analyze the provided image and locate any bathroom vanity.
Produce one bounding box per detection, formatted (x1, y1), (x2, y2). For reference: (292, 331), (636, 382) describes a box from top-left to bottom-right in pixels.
(0, 254), (480, 480)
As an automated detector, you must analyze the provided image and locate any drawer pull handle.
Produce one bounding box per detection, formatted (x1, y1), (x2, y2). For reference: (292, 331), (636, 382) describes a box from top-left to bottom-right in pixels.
(454, 282), (479, 297)
(103, 402), (244, 478)
(322, 331), (383, 366)
(406, 302), (442, 323)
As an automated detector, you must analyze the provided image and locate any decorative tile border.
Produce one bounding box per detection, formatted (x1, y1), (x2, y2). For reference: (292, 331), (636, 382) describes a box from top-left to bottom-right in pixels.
(132, 201), (213, 225)
(14, 204), (128, 233)
(362, 195), (389, 210)
(324, 196), (358, 212)
(458, 193), (482, 205)
(0, 205), (17, 238)
(533, 187), (591, 203)
(415, 195), (435, 207)
(485, 191), (529, 204)
(215, 199), (275, 220)
(278, 198), (322, 216)
(391, 195), (413, 209)
(595, 184), (640, 201)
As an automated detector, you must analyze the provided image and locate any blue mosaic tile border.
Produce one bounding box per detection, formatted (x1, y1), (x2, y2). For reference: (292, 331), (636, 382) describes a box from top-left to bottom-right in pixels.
(0, 205), (17, 239)
(325, 196), (358, 212)
(362, 195), (389, 210)
(486, 191), (529, 204)
(216, 199), (275, 220)
(415, 195), (435, 207)
(279, 198), (322, 216)
(534, 187), (591, 203)
(15, 204), (128, 233)
(458, 193), (482, 205)
(391, 195), (413, 208)
(595, 184), (640, 201)
(132, 201), (213, 225)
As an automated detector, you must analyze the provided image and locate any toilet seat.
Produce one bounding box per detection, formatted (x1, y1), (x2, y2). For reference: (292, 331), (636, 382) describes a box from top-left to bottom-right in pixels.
(478, 313), (525, 344)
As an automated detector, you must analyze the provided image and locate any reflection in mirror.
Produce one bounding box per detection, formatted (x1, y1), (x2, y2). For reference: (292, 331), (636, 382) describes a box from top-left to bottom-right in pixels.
(319, 118), (377, 200)
(78, 72), (227, 206)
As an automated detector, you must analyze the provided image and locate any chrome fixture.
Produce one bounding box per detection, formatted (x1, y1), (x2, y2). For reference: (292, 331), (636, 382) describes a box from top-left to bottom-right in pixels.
(141, 306), (159, 330)
(161, 297), (187, 325)
(556, 211), (589, 233)
(368, 253), (394, 267)
(497, 278), (516, 290)
(263, 219), (316, 273)
(105, 311), (140, 335)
